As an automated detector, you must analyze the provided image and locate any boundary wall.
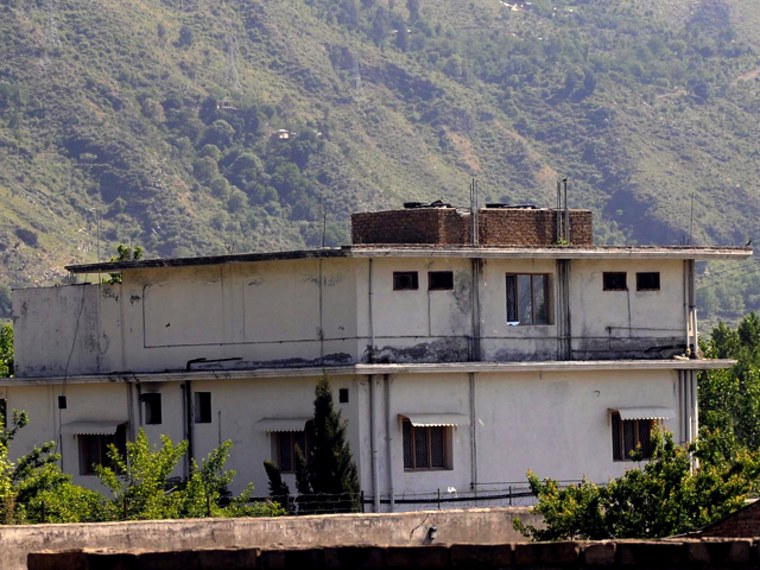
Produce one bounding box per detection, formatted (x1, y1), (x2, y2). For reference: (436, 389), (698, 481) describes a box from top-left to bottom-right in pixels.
(0, 507), (537, 570)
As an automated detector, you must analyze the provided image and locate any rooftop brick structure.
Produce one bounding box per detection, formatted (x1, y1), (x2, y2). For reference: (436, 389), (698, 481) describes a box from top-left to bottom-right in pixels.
(351, 207), (593, 247)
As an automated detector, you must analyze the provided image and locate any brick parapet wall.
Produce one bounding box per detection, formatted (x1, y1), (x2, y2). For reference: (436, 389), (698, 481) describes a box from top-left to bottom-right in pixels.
(700, 500), (760, 538)
(351, 208), (593, 247)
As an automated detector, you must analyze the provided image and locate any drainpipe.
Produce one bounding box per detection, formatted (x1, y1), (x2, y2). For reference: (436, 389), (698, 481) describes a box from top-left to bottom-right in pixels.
(384, 374), (394, 512)
(469, 372), (477, 490)
(368, 259), (375, 363)
(369, 374), (380, 512)
(182, 381), (194, 479)
(470, 259), (482, 361)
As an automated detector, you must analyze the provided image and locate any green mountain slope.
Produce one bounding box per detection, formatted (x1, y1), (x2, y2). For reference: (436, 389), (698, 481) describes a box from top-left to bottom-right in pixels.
(1, 0), (760, 325)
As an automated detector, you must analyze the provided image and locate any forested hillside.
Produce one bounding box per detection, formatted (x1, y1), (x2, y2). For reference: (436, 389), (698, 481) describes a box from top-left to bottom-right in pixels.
(1, 0), (760, 324)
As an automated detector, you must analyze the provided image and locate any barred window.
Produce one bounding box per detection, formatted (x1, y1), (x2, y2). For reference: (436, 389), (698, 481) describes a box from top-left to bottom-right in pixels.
(272, 431), (308, 473)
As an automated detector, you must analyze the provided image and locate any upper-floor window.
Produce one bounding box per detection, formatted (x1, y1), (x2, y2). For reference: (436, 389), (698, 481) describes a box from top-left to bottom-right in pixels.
(603, 272), (627, 291)
(611, 412), (655, 461)
(428, 271), (454, 291)
(393, 271), (419, 291)
(636, 272), (660, 291)
(506, 274), (550, 325)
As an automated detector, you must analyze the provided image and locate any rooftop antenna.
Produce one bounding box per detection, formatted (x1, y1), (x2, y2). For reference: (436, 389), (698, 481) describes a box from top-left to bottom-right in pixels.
(563, 178), (569, 243)
(556, 179), (562, 241)
(470, 178), (479, 245)
(688, 192), (694, 246)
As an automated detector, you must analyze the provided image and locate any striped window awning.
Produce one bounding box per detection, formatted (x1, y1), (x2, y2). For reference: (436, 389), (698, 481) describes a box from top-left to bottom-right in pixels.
(399, 413), (470, 427)
(61, 421), (126, 435)
(256, 418), (310, 432)
(610, 407), (675, 421)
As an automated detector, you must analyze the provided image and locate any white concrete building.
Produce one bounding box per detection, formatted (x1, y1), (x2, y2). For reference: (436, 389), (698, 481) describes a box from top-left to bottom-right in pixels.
(1, 205), (751, 511)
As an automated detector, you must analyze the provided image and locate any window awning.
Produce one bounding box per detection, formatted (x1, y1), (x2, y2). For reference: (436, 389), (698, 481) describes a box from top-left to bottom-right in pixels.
(611, 407), (675, 421)
(61, 421), (126, 435)
(256, 418), (310, 432)
(399, 413), (470, 427)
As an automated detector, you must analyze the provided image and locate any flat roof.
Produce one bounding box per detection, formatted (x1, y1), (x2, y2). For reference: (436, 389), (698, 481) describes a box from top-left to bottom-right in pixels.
(0, 359), (735, 386)
(65, 245), (753, 274)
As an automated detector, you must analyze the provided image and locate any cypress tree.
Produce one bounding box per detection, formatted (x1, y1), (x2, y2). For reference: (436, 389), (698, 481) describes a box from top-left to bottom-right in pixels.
(299, 374), (360, 513)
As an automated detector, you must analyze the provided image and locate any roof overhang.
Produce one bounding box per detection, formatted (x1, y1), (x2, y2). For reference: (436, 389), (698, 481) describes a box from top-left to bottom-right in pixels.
(64, 245), (752, 274)
(2, 359), (736, 387)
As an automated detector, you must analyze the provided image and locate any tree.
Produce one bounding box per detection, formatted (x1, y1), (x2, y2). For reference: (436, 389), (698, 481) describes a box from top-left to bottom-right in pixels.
(515, 430), (759, 540)
(97, 428), (188, 520)
(295, 374), (360, 513)
(106, 244), (143, 285)
(0, 323), (12, 378)
(263, 459), (290, 512)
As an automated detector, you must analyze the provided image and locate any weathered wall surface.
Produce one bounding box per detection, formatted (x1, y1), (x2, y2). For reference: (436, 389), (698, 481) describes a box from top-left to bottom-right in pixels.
(28, 538), (760, 569)
(0, 508), (538, 570)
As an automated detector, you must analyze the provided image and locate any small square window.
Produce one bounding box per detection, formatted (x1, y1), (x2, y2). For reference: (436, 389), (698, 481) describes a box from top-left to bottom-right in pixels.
(58, 395), (67, 410)
(194, 392), (212, 424)
(428, 271), (454, 291)
(339, 388), (349, 403)
(393, 271), (419, 290)
(636, 272), (660, 291)
(141, 393), (162, 425)
(603, 272), (627, 291)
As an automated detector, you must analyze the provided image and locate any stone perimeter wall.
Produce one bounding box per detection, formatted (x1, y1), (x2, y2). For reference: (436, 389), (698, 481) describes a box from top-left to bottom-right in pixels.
(28, 539), (760, 569)
(0, 508), (538, 570)
(351, 208), (593, 247)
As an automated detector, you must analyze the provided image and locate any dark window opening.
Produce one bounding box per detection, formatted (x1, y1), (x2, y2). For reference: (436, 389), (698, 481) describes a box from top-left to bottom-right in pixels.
(506, 274), (550, 325)
(339, 388), (349, 403)
(603, 272), (627, 291)
(393, 271), (419, 291)
(402, 419), (452, 471)
(636, 272), (661, 291)
(0, 398), (5, 424)
(78, 424), (126, 475)
(611, 412), (655, 461)
(428, 271), (454, 291)
(57, 395), (67, 410)
(194, 392), (212, 424)
(141, 393), (162, 425)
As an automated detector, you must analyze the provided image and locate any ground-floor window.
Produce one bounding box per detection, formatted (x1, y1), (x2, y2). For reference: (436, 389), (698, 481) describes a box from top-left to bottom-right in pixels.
(611, 412), (655, 461)
(78, 425), (126, 475)
(272, 431), (308, 473)
(402, 419), (452, 470)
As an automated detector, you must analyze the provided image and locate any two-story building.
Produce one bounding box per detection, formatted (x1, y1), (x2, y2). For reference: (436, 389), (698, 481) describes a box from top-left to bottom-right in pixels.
(1, 204), (750, 510)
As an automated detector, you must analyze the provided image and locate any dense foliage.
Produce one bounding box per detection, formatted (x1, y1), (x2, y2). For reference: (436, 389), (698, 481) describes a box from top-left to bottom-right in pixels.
(515, 430), (759, 540)
(0, 414), (283, 523)
(1, 1), (760, 322)
(519, 313), (760, 540)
